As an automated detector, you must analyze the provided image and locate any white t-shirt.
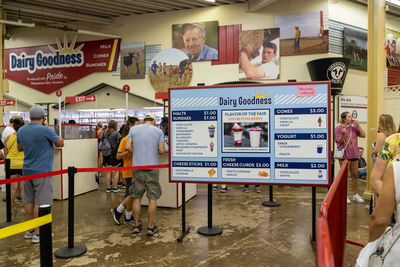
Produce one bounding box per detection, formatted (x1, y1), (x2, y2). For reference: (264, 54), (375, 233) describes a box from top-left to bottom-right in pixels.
(2, 126), (15, 144)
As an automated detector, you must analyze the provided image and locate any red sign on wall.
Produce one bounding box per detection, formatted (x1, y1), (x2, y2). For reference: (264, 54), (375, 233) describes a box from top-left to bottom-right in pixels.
(4, 37), (121, 94)
(0, 100), (15, 106)
(65, 95), (96, 103)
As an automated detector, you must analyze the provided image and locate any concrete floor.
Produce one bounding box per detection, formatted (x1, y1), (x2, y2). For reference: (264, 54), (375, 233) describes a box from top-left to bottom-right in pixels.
(0, 180), (369, 267)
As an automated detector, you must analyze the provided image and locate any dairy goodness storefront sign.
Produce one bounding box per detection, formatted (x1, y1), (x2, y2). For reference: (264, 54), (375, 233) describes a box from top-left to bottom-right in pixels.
(4, 36), (121, 94)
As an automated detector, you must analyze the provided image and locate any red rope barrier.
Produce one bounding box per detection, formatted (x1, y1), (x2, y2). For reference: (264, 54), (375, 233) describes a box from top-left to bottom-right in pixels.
(0, 169), (68, 185)
(0, 164), (170, 185)
(0, 161), (5, 165)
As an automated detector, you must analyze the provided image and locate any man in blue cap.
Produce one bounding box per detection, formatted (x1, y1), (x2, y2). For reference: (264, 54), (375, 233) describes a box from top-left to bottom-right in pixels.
(17, 105), (64, 243)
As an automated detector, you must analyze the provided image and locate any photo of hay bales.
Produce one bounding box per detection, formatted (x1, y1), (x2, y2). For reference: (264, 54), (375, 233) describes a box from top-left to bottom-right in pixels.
(149, 48), (192, 92)
(343, 27), (367, 71)
(239, 28), (280, 80)
(120, 42), (145, 80)
(275, 11), (328, 56)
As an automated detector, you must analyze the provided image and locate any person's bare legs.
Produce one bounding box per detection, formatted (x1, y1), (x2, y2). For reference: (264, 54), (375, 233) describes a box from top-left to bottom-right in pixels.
(349, 160), (359, 195)
(132, 198), (141, 226)
(112, 171), (119, 189)
(122, 196), (133, 212)
(24, 203), (39, 234)
(147, 199), (157, 229)
(105, 171), (111, 188)
(10, 177), (19, 211)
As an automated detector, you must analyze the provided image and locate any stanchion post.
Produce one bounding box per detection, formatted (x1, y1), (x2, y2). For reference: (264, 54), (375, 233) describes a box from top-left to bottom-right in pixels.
(5, 159), (11, 222)
(310, 186), (317, 246)
(54, 166), (87, 259)
(261, 185), (281, 207)
(197, 184), (222, 236)
(39, 205), (53, 267)
(177, 183), (190, 242)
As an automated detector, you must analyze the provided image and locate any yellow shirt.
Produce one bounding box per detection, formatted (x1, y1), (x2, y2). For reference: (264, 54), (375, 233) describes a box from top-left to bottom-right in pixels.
(6, 133), (24, 169)
(295, 29), (301, 39)
(118, 136), (132, 178)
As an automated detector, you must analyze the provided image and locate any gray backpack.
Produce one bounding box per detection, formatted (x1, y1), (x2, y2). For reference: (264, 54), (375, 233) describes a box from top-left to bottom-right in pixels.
(101, 135), (112, 156)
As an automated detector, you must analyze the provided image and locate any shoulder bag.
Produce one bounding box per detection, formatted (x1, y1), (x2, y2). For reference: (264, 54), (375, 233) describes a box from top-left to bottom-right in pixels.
(334, 126), (352, 159)
(368, 224), (400, 267)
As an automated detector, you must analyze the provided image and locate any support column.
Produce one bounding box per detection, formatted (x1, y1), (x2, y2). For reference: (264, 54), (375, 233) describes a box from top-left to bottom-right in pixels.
(364, 0), (386, 199)
(0, 10), (4, 125)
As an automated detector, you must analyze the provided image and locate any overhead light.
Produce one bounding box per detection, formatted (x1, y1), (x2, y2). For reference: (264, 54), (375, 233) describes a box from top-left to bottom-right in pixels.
(204, 0), (216, 2)
(77, 29), (120, 39)
(386, 0), (400, 7)
(0, 19), (35, 27)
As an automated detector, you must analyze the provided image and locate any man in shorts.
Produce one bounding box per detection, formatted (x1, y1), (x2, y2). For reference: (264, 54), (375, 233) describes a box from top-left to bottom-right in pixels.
(126, 113), (164, 236)
(17, 105), (64, 243)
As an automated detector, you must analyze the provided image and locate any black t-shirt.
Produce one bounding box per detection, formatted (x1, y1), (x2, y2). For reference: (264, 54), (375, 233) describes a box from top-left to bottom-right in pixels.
(358, 157), (367, 168)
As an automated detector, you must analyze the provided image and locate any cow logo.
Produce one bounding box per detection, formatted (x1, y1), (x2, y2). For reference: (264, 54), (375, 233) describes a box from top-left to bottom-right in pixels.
(352, 110), (358, 119)
(327, 62), (346, 84)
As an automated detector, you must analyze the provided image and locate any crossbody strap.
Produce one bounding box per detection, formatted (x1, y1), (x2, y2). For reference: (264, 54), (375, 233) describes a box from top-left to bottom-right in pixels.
(343, 126), (352, 151)
(381, 225), (400, 258)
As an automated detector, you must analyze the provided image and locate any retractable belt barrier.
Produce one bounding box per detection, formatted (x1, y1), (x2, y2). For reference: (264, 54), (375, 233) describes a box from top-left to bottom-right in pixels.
(0, 214), (52, 239)
(0, 164), (170, 186)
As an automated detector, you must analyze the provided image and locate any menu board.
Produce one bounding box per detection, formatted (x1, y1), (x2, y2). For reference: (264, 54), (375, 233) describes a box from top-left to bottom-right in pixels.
(169, 82), (331, 186)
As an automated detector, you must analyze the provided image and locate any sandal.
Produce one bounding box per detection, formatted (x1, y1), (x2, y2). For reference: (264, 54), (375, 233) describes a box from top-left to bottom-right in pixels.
(132, 223), (142, 234)
(146, 225), (159, 236)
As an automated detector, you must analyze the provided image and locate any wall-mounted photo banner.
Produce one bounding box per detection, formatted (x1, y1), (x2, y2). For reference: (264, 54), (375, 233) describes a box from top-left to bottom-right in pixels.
(275, 11), (328, 56)
(120, 42), (145, 80)
(239, 28), (280, 80)
(385, 28), (400, 67)
(4, 35), (120, 94)
(338, 95), (367, 123)
(149, 48), (192, 92)
(169, 82), (331, 186)
(172, 21), (219, 61)
(343, 27), (367, 71)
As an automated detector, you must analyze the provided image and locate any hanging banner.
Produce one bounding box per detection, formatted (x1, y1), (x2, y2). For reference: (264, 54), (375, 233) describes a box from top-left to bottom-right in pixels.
(4, 36), (121, 94)
(65, 95), (96, 103)
(169, 82), (331, 186)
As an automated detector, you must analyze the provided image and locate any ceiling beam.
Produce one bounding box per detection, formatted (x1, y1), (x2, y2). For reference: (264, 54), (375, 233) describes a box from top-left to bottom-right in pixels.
(247, 0), (277, 11)
(2, 1), (114, 24)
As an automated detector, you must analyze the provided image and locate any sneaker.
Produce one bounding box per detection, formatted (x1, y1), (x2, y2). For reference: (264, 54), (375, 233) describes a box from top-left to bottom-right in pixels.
(353, 194), (365, 203)
(111, 208), (122, 225)
(124, 217), (134, 225)
(113, 188), (119, 193)
(220, 187), (228, 193)
(243, 187), (249, 193)
(347, 197), (351, 204)
(256, 186), (261, 193)
(212, 185), (218, 191)
(105, 187), (112, 193)
(24, 230), (35, 239)
(32, 233), (54, 243)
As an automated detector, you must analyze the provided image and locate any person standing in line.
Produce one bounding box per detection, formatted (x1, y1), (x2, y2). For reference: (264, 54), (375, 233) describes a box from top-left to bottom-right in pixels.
(371, 114), (396, 165)
(101, 120), (122, 193)
(17, 105), (64, 243)
(126, 114), (165, 236)
(357, 147), (367, 179)
(2, 115), (20, 144)
(335, 111), (366, 204)
(111, 116), (140, 225)
(294, 26), (301, 50)
(4, 118), (24, 213)
(243, 184), (261, 193)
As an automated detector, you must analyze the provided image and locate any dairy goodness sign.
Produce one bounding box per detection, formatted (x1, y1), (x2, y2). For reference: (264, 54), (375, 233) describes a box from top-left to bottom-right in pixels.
(4, 37), (121, 94)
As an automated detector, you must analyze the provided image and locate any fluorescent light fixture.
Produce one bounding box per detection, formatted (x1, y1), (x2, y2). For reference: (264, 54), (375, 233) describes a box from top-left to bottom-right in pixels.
(0, 19), (35, 27)
(77, 29), (120, 39)
(205, 0), (215, 2)
(387, 0), (400, 7)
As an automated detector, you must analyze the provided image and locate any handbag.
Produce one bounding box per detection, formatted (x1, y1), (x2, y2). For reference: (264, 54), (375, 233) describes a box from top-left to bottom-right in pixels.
(334, 126), (352, 159)
(368, 224), (400, 267)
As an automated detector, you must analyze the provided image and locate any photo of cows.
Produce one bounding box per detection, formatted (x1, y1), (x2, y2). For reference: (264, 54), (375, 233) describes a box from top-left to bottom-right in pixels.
(343, 27), (367, 71)
(149, 48), (192, 92)
(120, 42), (145, 80)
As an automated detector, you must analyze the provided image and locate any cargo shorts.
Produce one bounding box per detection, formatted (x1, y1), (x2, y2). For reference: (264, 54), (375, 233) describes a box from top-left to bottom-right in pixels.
(130, 169), (161, 200)
(23, 177), (53, 206)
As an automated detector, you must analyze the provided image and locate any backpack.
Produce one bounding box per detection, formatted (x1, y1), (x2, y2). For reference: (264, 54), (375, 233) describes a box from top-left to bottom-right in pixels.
(101, 135), (112, 156)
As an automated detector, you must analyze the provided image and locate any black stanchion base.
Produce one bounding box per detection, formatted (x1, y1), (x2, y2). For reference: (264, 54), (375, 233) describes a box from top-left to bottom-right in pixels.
(309, 235), (316, 249)
(177, 227), (191, 242)
(0, 221), (19, 228)
(54, 245), (87, 259)
(261, 201), (281, 207)
(197, 226), (222, 236)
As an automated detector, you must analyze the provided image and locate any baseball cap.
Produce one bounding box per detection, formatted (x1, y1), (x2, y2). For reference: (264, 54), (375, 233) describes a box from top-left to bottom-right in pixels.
(144, 113), (156, 121)
(180, 22), (206, 35)
(29, 105), (46, 119)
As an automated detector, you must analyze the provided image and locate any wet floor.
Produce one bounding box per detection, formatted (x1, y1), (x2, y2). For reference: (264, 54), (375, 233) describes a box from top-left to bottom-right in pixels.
(0, 179), (369, 266)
